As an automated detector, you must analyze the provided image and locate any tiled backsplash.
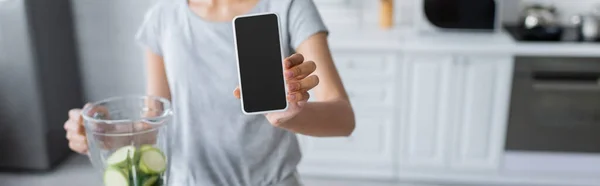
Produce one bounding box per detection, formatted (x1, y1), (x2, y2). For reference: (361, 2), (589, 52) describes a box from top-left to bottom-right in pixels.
(316, 0), (600, 27)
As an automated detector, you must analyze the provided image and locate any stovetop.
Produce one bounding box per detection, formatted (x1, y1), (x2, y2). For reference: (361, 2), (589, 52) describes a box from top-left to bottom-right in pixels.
(504, 25), (586, 43)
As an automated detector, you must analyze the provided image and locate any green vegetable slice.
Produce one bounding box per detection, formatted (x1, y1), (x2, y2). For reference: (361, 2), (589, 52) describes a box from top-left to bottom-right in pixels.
(106, 146), (137, 167)
(138, 147), (166, 174)
(142, 176), (159, 186)
(104, 167), (130, 186)
(139, 144), (155, 152)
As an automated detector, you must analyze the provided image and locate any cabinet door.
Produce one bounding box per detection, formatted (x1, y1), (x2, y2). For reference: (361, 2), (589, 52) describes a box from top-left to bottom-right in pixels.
(399, 54), (455, 169)
(298, 52), (397, 179)
(450, 56), (513, 170)
(298, 111), (395, 178)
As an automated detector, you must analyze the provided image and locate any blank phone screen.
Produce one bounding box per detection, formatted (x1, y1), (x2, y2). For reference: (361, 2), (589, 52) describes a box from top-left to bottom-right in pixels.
(234, 14), (287, 113)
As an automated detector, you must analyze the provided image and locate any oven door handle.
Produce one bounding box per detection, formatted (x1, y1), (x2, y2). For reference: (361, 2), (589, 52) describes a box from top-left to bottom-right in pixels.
(533, 80), (600, 91)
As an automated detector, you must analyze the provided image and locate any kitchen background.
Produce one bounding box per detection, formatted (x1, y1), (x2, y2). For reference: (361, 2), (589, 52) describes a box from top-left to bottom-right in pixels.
(75, 0), (600, 100)
(1, 0), (600, 186)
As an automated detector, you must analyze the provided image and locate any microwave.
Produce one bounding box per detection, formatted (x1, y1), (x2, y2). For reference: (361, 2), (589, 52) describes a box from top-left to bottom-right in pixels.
(414, 0), (499, 32)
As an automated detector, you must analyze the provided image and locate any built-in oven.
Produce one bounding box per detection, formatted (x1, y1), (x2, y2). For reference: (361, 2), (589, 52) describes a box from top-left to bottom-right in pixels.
(505, 57), (600, 173)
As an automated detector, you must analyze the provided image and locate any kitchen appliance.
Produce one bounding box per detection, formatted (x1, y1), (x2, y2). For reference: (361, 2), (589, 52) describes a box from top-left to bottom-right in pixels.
(573, 14), (600, 41)
(421, 0), (497, 31)
(0, 0), (83, 171)
(504, 25), (581, 42)
(505, 57), (600, 173)
(521, 4), (559, 29)
(518, 4), (563, 41)
(83, 96), (171, 186)
(571, 6), (600, 42)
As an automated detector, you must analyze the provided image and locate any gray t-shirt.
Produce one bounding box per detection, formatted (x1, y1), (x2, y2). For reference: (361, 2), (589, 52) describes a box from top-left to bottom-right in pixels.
(135, 0), (327, 185)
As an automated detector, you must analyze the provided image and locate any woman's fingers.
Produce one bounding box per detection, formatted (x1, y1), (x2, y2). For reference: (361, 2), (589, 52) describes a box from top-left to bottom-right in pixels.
(287, 91), (310, 102)
(66, 129), (87, 142)
(288, 75), (319, 92)
(286, 74), (319, 102)
(69, 141), (88, 154)
(285, 61), (316, 79)
(64, 119), (86, 142)
(68, 109), (82, 122)
(65, 104), (93, 155)
(284, 53), (304, 69)
(65, 118), (89, 154)
(233, 86), (241, 99)
(64, 117), (82, 133)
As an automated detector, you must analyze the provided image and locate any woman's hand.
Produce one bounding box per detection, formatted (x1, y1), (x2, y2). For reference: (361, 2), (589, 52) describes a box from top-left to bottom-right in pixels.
(64, 104), (91, 155)
(65, 102), (161, 154)
(233, 53), (319, 127)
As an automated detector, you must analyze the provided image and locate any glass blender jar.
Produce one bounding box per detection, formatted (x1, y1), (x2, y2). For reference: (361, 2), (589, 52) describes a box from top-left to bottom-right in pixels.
(82, 96), (172, 186)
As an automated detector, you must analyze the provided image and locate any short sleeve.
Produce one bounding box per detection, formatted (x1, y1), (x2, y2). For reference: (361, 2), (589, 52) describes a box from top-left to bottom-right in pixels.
(288, 0), (329, 49)
(135, 4), (163, 56)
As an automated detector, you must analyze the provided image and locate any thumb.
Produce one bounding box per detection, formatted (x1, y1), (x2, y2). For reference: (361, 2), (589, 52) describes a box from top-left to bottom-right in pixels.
(233, 86), (241, 99)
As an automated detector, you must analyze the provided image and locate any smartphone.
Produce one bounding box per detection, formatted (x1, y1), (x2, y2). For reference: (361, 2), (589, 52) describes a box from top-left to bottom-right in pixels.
(233, 13), (288, 115)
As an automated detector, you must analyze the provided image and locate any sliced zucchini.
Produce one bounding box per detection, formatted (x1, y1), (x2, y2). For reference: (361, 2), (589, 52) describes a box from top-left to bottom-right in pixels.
(139, 144), (155, 152)
(138, 147), (166, 174)
(142, 176), (159, 186)
(104, 167), (130, 186)
(106, 145), (137, 167)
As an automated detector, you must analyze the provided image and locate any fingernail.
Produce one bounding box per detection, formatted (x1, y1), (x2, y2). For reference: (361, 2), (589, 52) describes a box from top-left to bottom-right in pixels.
(285, 61), (292, 68)
(288, 94), (296, 101)
(285, 71), (293, 78)
(288, 83), (297, 91)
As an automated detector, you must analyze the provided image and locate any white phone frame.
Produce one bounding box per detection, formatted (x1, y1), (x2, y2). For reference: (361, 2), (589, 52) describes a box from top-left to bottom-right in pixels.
(232, 12), (289, 115)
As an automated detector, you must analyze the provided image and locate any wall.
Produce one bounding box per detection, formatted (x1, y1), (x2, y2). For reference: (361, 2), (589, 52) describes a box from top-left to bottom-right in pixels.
(71, 0), (157, 101)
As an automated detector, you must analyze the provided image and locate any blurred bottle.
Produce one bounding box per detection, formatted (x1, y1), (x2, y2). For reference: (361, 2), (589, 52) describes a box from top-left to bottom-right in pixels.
(380, 0), (394, 29)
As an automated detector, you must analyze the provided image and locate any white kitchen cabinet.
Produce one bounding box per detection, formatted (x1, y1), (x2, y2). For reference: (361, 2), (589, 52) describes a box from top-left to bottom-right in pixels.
(298, 52), (397, 179)
(398, 54), (455, 169)
(298, 49), (513, 181)
(297, 110), (395, 178)
(398, 52), (513, 173)
(449, 55), (513, 170)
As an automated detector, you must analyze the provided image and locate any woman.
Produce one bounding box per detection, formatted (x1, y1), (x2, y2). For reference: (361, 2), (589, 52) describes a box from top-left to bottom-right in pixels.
(63, 0), (355, 185)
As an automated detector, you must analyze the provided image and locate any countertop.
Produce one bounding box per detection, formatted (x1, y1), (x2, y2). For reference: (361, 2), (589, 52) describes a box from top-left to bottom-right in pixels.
(326, 26), (600, 57)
